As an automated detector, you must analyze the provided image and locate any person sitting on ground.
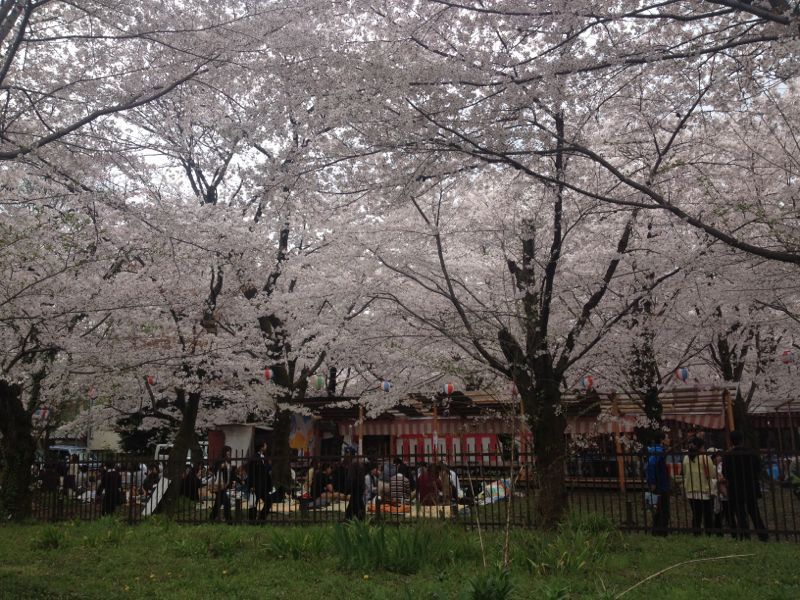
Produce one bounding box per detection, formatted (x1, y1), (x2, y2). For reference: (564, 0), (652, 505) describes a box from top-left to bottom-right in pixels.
(416, 464), (442, 506)
(394, 457), (415, 491)
(310, 463), (339, 507)
(364, 463), (380, 506)
(181, 463), (204, 501)
(387, 470), (411, 505)
(140, 463), (161, 499)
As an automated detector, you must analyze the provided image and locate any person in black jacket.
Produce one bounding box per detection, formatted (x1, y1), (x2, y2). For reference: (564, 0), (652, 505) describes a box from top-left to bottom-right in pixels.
(249, 442), (272, 521)
(180, 463), (204, 501)
(344, 456), (366, 520)
(722, 431), (767, 541)
(98, 462), (123, 516)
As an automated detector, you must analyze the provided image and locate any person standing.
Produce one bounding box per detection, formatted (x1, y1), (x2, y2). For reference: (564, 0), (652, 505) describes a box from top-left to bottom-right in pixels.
(682, 437), (715, 535)
(344, 458), (367, 520)
(97, 461), (123, 516)
(65, 455), (80, 497)
(210, 446), (237, 522)
(723, 431), (768, 541)
(645, 431), (671, 536)
(249, 442), (272, 521)
(711, 449), (736, 536)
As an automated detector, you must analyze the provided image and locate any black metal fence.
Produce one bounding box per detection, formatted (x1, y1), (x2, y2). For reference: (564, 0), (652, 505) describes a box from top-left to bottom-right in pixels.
(29, 449), (800, 540)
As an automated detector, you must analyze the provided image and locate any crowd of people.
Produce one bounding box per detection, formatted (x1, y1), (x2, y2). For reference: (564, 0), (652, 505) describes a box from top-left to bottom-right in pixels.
(33, 431), (800, 538)
(300, 452), (466, 520)
(646, 430), (778, 541)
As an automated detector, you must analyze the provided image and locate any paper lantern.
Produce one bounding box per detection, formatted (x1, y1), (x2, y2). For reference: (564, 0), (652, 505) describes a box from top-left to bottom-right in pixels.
(580, 376), (593, 391)
(442, 383), (455, 395)
(314, 374), (325, 390)
(146, 375), (156, 386)
(264, 368), (274, 381)
(675, 367), (689, 382)
(781, 350), (796, 365)
(381, 381), (392, 392)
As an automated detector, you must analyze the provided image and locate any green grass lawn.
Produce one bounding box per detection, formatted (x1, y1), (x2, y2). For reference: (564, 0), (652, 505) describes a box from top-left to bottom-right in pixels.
(0, 516), (797, 599)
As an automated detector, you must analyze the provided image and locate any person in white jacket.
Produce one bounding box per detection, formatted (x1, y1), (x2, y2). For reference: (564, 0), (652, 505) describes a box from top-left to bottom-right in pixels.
(682, 437), (715, 535)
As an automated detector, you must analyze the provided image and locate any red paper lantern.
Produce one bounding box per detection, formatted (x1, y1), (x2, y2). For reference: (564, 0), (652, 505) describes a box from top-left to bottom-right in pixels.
(442, 383), (455, 395)
(264, 368), (274, 381)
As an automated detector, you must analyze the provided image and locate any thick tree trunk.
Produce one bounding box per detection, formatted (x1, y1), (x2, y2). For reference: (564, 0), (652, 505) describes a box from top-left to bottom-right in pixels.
(733, 387), (758, 449)
(525, 380), (567, 529)
(161, 389), (201, 516)
(634, 386), (663, 446)
(0, 380), (36, 520)
(270, 408), (292, 490)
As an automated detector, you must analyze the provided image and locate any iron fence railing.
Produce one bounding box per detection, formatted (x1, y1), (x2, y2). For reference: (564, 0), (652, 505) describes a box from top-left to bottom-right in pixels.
(28, 449), (800, 540)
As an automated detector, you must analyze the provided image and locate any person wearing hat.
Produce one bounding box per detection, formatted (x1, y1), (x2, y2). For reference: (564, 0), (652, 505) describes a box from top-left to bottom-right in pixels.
(645, 431), (671, 536)
(709, 447), (735, 536)
(723, 431), (767, 541)
(682, 437), (715, 535)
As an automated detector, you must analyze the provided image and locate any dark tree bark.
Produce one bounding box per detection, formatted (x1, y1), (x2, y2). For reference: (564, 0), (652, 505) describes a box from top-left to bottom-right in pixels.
(269, 407), (293, 490)
(0, 379), (38, 520)
(160, 389), (201, 516)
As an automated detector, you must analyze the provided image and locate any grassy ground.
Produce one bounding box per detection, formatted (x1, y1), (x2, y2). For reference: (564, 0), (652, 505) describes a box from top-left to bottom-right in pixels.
(0, 516), (797, 599)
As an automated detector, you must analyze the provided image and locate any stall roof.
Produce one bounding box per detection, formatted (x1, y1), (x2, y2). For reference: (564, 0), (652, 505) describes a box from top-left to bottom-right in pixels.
(563, 386), (738, 433)
(288, 386), (744, 436)
(295, 391), (521, 422)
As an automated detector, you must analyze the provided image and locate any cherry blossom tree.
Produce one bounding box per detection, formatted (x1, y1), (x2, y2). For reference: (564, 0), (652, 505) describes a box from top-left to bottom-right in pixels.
(0, 0), (304, 518)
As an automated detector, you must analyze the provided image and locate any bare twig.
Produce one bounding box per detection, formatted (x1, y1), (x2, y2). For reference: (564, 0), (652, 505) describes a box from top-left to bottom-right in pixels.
(615, 553), (755, 598)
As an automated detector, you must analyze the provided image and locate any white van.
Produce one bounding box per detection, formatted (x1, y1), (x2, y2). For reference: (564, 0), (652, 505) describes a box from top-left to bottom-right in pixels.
(48, 445), (90, 462)
(154, 441), (208, 463)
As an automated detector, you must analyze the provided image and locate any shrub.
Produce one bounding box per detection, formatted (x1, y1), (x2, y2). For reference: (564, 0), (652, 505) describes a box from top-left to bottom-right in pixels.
(268, 528), (327, 560)
(520, 514), (616, 577)
(560, 512), (616, 537)
(332, 521), (451, 575)
(465, 565), (514, 600)
(31, 526), (64, 550)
